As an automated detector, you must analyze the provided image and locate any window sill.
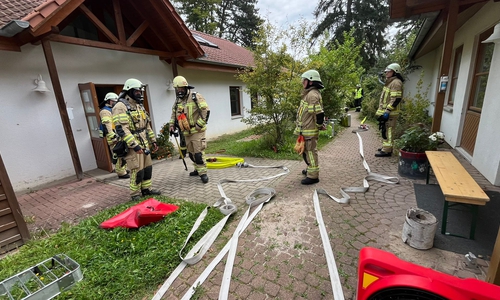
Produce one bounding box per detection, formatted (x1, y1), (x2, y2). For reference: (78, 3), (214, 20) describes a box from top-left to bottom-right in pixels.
(231, 115), (243, 120)
(443, 106), (453, 113)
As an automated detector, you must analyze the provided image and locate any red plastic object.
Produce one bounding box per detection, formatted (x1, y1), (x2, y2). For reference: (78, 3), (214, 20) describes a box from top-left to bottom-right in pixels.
(357, 247), (500, 300)
(100, 198), (179, 229)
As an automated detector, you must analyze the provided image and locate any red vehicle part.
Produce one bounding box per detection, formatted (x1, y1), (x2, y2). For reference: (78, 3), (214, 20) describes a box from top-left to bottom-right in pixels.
(100, 198), (179, 229)
(357, 247), (500, 300)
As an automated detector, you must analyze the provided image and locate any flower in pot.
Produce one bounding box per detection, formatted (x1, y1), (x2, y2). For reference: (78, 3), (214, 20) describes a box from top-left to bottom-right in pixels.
(395, 125), (444, 179)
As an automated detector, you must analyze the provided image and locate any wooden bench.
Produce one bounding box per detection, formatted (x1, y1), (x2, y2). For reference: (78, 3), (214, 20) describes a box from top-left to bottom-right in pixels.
(425, 151), (490, 239)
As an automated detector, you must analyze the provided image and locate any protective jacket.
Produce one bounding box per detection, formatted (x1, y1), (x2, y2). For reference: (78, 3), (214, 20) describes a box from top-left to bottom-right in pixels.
(376, 77), (403, 117)
(169, 91), (210, 137)
(294, 88), (324, 138)
(112, 98), (156, 151)
(354, 87), (364, 100)
(99, 106), (118, 145)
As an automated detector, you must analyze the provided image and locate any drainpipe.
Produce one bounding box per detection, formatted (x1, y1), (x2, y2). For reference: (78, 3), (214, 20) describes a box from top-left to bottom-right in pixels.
(0, 20), (29, 37)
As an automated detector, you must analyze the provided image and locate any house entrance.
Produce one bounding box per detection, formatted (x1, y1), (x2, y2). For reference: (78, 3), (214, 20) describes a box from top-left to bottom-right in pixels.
(78, 83), (149, 173)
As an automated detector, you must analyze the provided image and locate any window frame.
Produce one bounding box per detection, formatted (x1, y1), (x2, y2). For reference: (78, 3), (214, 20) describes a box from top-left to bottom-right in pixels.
(447, 45), (463, 106)
(467, 27), (495, 113)
(229, 86), (242, 117)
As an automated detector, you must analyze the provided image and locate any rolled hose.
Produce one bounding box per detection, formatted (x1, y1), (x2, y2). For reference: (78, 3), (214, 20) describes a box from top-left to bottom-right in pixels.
(206, 157), (244, 169)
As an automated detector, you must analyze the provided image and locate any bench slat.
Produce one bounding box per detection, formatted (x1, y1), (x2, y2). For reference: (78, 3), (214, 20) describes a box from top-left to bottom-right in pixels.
(425, 151), (489, 205)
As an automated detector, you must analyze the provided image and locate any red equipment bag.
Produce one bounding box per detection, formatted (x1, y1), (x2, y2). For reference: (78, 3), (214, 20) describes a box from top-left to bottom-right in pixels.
(357, 247), (500, 300)
(100, 198), (179, 229)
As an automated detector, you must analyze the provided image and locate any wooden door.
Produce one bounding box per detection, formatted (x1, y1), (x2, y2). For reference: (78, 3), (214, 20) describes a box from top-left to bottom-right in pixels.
(78, 83), (113, 172)
(0, 153), (30, 254)
(460, 28), (494, 155)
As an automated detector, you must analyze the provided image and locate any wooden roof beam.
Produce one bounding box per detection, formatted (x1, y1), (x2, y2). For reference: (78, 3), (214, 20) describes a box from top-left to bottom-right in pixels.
(112, 0), (126, 45)
(126, 20), (149, 47)
(78, 3), (119, 44)
(49, 34), (177, 58)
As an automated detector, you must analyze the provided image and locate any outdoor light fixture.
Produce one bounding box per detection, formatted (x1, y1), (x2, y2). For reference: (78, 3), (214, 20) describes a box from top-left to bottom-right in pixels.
(483, 22), (500, 44)
(33, 74), (51, 93)
(167, 79), (175, 91)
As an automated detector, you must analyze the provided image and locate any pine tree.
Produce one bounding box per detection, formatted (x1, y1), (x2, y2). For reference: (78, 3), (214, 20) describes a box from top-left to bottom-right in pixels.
(312, 0), (390, 69)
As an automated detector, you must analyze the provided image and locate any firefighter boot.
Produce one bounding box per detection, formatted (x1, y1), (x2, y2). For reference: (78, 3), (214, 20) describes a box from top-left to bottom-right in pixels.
(302, 169), (307, 176)
(142, 189), (162, 196)
(131, 195), (141, 201)
(301, 177), (319, 185)
(190, 170), (199, 176)
(375, 151), (392, 157)
(200, 174), (209, 184)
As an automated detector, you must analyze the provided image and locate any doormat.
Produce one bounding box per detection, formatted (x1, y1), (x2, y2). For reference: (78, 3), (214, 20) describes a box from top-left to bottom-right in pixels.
(413, 183), (500, 258)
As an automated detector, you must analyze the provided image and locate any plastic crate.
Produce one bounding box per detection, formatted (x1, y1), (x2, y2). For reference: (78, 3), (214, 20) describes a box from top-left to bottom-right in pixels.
(0, 254), (83, 300)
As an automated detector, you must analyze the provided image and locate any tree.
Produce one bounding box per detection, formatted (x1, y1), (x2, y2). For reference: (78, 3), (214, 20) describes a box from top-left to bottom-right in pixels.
(312, 0), (390, 69)
(173, 0), (263, 48)
(237, 21), (309, 148)
(308, 30), (365, 119)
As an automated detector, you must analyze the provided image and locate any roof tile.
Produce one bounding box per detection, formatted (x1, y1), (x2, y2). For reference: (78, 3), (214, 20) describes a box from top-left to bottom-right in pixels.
(0, 0), (46, 28)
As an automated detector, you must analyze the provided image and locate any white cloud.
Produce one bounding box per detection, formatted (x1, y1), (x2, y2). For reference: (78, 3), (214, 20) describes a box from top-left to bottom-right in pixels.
(256, 0), (317, 29)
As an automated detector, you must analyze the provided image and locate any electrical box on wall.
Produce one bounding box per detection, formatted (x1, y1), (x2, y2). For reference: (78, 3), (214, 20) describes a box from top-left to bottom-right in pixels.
(439, 75), (449, 92)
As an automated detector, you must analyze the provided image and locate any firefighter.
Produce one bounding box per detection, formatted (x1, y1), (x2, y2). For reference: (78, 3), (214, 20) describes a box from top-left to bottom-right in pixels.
(169, 76), (210, 184)
(99, 92), (129, 179)
(112, 78), (161, 201)
(375, 63), (404, 157)
(354, 84), (364, 112)
(294, 70), (325, 185)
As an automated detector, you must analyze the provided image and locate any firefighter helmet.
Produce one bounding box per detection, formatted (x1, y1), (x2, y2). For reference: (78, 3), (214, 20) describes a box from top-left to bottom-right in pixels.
(123, 78), (144, 103)
(104, 92), (118, 102)
(385, 63), (401, 74)
(173, 76), (189, 88)
(301, 70), (322, 82)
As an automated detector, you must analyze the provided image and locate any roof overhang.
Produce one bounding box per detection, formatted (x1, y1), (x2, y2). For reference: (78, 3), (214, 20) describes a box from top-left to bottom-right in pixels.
(390, 0), (493, 60)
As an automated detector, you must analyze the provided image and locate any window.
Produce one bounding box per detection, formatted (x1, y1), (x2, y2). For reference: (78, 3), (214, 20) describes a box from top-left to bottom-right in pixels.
(468, 28), (495, 112)
(230, 86), (242, 116)
(447, 45), (463, 106)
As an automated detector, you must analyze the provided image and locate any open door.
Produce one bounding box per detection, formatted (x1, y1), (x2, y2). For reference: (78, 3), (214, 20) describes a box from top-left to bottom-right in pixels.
(78, 83), (113, 172)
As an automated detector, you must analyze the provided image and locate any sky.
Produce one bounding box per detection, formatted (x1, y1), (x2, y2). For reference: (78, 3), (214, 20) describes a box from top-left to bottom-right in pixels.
(255, 0), (317, 29)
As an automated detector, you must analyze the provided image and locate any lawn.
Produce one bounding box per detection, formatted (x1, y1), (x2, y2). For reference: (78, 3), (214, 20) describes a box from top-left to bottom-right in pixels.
(0, 197), (225, 300)
(205, 126), (340, 160)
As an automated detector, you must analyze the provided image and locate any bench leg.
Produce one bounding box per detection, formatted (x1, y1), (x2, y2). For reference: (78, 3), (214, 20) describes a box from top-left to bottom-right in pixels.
(470, 205), (479, 240)
(441, 200), (449, 235)
(426, 162), (431, 184)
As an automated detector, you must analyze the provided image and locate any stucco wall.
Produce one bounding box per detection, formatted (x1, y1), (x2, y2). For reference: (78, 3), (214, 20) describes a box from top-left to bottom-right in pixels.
(407, 1), (500, 185)
(0, 42), (250, 192)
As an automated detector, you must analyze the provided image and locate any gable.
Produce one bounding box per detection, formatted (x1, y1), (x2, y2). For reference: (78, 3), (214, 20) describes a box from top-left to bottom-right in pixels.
(0, 0), (204, 62)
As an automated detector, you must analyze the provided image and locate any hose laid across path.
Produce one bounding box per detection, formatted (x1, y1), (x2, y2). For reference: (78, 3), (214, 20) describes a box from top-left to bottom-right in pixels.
(206, 156), (245, 169)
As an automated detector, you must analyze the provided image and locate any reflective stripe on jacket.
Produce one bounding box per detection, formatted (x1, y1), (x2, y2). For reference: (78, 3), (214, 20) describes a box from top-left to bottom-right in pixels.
(376, 77), (403, 116)
(170, 91), (210, 136)
(294, 88), (324, 138)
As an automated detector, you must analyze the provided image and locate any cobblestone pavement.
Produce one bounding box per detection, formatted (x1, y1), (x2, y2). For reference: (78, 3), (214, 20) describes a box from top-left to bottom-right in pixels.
(17, 111), (497, 299)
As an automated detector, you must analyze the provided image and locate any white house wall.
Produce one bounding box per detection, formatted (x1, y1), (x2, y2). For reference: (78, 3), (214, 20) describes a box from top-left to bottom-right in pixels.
(0, 42), (251, 192)
(407, 1), (500, 185)
(170, 68), (251, 139)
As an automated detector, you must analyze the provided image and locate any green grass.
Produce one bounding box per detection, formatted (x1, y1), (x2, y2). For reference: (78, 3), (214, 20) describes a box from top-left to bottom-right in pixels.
(0, 196), (225, 300)
(206, 127), (341, 160)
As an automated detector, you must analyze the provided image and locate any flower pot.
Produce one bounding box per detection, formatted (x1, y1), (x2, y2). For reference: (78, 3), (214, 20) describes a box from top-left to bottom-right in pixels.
(398, 150), (428, 179)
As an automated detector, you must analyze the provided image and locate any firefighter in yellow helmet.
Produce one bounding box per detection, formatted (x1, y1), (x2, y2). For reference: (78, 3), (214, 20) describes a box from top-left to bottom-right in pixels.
(375, 63), (404, 157)
(99, 92), (129, 179)
(169, 75), (210, 183)
(294, 70), (325, 185)
(354, 84), (364, 112)
(112, 78), (161, 201)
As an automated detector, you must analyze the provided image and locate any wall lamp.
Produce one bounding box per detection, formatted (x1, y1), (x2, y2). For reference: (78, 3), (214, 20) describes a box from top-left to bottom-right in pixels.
(167, 79), (175, 91)
(33, 74), (51, 93)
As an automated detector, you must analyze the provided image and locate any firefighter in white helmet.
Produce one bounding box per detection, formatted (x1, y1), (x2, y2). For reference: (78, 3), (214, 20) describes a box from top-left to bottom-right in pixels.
(294, 69), (325, 185)
(169, 75), (210, 184)
(375, 63), (404, 157)
(99, 92), (129, 179)
(112, 78), (161, 201)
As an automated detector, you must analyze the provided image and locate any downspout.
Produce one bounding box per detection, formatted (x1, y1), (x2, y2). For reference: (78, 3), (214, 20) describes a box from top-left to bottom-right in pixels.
(0, 20), (29, 37)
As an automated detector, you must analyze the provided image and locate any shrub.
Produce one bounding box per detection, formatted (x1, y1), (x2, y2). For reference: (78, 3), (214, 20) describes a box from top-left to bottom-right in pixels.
(152, 123), (175, 160)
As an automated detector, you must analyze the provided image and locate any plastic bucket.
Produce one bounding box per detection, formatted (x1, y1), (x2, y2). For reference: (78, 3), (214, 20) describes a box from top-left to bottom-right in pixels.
(398, 150), (428, 179)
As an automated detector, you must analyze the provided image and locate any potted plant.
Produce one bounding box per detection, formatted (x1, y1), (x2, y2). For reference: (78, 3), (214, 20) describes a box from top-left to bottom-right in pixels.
(394, 125), (444, 179)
